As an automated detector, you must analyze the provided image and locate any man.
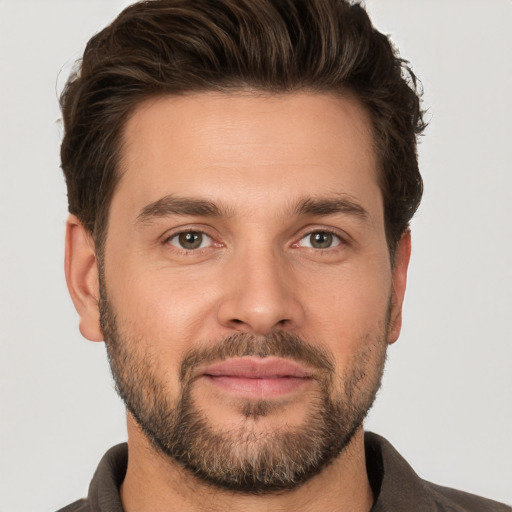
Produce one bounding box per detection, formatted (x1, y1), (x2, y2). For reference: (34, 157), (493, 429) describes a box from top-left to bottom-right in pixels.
(58, 0), (510, 511)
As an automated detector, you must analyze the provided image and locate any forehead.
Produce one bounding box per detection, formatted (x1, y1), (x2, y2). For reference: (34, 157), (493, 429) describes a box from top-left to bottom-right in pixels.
(115, 91), (381, 222)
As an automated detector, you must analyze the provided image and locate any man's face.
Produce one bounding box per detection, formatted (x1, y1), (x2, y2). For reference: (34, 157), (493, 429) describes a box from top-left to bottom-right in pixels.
(90, 92), (408, 491)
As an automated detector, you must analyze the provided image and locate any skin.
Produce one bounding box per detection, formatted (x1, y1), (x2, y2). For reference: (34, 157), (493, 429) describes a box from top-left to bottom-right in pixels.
(65, 92), (411, 511)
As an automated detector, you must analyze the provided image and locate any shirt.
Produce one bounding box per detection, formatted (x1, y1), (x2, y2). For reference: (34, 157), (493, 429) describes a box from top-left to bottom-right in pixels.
(57, 432), (511, 511)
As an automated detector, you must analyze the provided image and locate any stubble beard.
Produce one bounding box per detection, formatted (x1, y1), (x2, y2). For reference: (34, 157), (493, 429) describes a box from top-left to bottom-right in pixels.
(99, 282), (389, 494)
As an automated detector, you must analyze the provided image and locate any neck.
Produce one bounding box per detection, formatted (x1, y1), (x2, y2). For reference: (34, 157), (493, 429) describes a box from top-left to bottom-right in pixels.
(120, 415), (374, 512)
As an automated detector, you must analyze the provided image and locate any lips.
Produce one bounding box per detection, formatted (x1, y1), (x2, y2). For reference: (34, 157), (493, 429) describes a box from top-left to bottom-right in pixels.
(199, 357), (314, 397)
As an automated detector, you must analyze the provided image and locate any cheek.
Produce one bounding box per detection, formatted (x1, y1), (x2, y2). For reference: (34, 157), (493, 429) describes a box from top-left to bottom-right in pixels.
(106, 261), (221, 354)
(296, 262), (391, 387)
(300, 263), (391, 337)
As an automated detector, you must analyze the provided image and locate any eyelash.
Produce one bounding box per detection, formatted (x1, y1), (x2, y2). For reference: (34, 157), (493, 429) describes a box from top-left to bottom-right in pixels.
(294, 229), (345, 250)
(163, 227), (347, 254)
(164, 230), (219, 252)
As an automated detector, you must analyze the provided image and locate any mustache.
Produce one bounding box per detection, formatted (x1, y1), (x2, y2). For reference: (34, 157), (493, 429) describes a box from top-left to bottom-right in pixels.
(179, 331), (335, 383)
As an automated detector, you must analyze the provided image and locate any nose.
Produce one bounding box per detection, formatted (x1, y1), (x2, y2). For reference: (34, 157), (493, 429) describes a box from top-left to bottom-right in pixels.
(217, 249), (305, 335)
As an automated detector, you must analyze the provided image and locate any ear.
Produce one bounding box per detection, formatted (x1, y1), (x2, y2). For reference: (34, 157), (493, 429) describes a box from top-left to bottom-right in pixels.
(387, 230), (412, 344)
(65, 214), (103, 342)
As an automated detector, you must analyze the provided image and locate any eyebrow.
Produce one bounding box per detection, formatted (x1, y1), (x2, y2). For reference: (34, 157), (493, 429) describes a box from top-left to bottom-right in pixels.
(136, 193), (369, 225)
(293, 196), (369, 220)
(136, 195), (232, 225)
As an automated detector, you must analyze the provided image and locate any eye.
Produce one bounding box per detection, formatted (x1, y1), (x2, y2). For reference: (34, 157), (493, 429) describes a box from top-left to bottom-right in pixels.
(298, 231), (342, 249)
(167, 231), (212, 250)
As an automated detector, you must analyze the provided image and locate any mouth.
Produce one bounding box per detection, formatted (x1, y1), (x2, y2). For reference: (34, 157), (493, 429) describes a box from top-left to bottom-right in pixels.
(198, 357), (315, 398)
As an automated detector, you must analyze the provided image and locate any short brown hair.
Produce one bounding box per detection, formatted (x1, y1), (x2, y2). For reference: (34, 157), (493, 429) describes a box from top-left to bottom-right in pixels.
(60, 0), (426, 256)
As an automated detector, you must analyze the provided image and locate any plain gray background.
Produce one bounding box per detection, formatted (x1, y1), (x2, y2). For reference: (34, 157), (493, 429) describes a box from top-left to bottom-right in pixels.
(1, 1), (511, 510)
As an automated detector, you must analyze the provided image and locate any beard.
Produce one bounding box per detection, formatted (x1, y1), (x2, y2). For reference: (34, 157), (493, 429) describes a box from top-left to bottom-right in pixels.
(99, 283), (389, 494)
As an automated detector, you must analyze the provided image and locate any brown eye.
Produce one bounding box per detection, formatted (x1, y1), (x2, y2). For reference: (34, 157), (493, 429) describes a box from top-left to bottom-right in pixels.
(310, 232), (332, 249)
(169, 231), (210, 250)
(299, 231), (341, 249)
